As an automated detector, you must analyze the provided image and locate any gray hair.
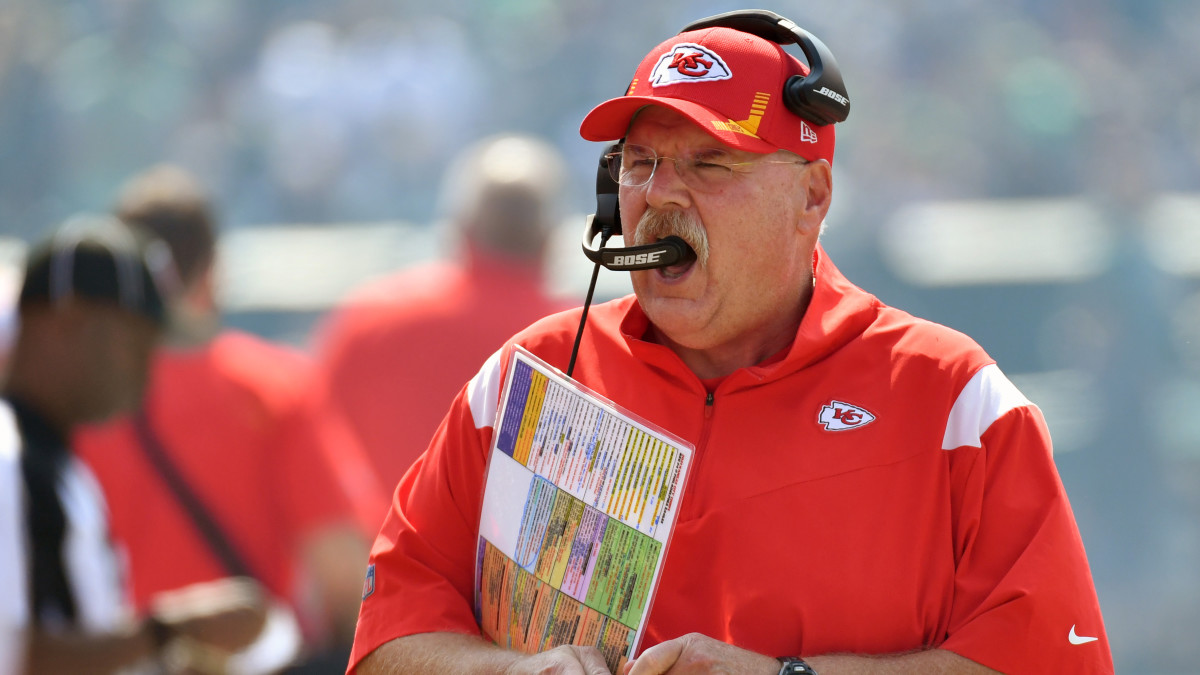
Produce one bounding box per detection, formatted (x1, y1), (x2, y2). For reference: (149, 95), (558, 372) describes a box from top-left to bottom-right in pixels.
(436, 134), (567, 260)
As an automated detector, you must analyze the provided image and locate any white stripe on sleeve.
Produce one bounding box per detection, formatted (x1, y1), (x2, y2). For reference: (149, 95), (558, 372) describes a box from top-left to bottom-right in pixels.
(467, 349), (505, 430)
(942, 364), (1032, 451)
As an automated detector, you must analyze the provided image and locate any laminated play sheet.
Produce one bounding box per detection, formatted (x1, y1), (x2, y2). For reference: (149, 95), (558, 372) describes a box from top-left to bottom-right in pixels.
(474, 346), (693, 673)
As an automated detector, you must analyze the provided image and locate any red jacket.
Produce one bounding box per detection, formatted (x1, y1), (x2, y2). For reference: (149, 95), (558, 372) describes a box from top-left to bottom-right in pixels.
(315, 252), (571, 489)
(76, 332), (385, 611)
(350, 246), (1112, 674)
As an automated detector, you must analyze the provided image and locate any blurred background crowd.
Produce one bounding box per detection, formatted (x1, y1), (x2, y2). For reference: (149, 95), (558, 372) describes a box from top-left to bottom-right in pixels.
(1, 0), (1198, 672)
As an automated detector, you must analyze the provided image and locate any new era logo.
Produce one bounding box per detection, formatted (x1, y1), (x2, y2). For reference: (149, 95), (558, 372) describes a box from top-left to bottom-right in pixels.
(818, 401), (876, 431)
(650, 43), (733, 86)
(800, 121), (819, 143)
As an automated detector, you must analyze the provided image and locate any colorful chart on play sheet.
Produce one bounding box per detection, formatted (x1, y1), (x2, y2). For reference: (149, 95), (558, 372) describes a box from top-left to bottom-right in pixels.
(475, 347), (693, 673)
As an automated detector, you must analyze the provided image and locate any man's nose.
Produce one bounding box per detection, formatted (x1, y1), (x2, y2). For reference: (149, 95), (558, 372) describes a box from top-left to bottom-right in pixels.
(644, 158), (692, 210)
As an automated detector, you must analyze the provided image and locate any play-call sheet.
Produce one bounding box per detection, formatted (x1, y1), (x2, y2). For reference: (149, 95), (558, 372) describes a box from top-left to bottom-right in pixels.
(475, 347), (693, 673)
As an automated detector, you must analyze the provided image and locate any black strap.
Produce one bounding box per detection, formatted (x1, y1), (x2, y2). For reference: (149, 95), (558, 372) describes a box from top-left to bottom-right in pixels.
(11, 397), (78, 626)
(19, 437), (78, 625)
(132, 409), (256, 579)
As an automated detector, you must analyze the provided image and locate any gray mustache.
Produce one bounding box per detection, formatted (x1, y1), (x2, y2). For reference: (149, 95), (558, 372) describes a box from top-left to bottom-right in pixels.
(633, 208), (709, 266)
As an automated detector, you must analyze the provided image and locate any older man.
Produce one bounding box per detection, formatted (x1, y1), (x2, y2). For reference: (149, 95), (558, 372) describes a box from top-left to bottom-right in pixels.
(349, 11), (1111, 675)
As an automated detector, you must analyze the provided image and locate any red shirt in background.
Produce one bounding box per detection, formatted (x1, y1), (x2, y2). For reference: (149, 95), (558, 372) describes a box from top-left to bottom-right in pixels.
(75, 331), (385, 612)
(313, 251), (572, 491)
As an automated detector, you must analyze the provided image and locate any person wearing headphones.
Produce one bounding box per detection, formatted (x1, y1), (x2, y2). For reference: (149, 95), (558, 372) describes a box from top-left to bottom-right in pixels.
(349, 11), (1111, 675)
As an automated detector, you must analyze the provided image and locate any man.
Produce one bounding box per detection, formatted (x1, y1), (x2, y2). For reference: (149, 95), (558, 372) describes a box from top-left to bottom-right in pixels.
(350, 12), (1112, 675)
(73, 165), (386, 672)
(314, 133), (573, 489)
(1, 216), (265, 673)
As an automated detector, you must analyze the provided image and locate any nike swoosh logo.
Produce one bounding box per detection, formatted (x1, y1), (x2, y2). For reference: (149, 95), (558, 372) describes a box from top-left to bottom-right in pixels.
(1069, 625), (1098, 645)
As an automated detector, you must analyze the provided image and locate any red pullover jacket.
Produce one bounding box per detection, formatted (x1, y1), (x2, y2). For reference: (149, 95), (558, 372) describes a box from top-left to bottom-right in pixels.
(350, 246), (1112, 674)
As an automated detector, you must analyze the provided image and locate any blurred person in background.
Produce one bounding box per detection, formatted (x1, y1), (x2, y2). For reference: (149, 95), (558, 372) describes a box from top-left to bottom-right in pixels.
(2, 216), (267, 673)
(74, 165), (386, 673)
(314, 133), (573, 491)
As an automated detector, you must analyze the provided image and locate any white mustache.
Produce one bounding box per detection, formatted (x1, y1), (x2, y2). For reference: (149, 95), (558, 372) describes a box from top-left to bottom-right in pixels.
(633, 208), (709, 266)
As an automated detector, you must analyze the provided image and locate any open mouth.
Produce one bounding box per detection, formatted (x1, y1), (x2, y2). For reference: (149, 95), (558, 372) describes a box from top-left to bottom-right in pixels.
(659, 238), (697, 280)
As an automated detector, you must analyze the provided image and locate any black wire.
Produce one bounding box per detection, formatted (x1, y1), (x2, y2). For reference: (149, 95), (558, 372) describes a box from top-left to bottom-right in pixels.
(567, 231), (613, 378)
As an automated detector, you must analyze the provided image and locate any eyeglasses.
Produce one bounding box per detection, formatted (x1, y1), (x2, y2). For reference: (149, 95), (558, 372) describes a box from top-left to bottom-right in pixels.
(605, 143), (809, 191)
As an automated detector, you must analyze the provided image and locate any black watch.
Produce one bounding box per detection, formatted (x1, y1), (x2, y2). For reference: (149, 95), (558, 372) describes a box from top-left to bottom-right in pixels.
(777, 656), (818, 675)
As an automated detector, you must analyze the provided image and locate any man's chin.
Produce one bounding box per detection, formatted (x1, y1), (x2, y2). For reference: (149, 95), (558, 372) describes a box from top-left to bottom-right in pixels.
(637, 296), (710, 342)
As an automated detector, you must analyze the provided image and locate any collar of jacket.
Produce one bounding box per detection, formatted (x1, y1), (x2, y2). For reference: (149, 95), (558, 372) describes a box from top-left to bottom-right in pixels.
(617, 243), (881, 393)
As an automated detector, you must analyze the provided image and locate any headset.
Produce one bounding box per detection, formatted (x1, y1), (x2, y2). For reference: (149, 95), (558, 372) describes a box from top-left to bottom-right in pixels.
(569, 10), (850, 375)
(580, 9), (850, 273)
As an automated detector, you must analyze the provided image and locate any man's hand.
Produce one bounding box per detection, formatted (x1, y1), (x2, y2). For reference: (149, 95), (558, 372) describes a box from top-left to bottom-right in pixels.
(359, 632), (614, 675)
(151, 576), (269, 654)
(23, 578), (271, 675)
(506, 644), (613, 675)
(623, 633), (779, 675)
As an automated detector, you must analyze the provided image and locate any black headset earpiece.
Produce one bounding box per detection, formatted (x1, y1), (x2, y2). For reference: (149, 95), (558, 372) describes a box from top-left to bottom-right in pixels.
(682, 9), (850, 126)
(588, 144), (621, 236)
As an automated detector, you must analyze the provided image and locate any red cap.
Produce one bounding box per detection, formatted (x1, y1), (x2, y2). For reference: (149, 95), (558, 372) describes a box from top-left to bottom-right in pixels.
(580, 26), (835, 162)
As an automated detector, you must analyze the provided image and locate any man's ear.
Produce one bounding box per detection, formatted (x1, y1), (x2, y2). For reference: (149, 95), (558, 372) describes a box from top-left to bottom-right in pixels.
(795, 159), (832, 235)
(803, 159), (833, 220)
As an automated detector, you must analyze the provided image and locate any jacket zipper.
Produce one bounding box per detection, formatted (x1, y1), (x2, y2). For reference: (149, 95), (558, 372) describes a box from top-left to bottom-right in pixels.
(681, 391), (716, 522)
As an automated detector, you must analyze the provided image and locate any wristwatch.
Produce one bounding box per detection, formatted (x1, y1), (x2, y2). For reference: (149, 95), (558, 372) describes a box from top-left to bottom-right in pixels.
(777, 656), (818, 675)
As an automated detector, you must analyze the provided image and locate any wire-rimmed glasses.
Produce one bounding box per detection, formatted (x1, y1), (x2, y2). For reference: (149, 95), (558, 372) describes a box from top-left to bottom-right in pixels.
(605, 143), (809, 191)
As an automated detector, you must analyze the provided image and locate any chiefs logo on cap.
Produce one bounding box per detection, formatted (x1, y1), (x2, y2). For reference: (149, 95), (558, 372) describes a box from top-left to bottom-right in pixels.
(650, 43), (732, 86)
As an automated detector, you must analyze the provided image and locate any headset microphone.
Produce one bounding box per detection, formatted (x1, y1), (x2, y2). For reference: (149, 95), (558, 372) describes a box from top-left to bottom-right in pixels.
(582, 224), (692, 271)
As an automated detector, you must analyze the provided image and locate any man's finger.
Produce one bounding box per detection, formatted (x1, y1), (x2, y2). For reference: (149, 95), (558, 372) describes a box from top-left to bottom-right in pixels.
(625, 638), (685, 675)
(571, 645), (616, 675)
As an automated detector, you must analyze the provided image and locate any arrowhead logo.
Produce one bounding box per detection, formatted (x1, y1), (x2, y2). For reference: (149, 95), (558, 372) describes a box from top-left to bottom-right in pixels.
(1068, 625), (1098, 645)
(650, 43), (733, 86)
(818, 401), (876, 431)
